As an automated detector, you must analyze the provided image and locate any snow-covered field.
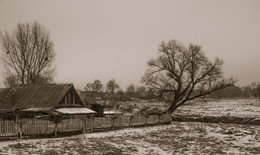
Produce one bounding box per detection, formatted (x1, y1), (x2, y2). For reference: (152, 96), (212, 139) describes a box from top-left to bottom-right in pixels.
(175, 99), (260, 118)
(1, 99), (260, 154)
(0, 122), (259, 154)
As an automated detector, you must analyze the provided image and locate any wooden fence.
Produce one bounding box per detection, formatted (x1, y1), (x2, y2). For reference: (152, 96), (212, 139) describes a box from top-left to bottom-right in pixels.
(0, 121), (17, 139)
(0, 113), (171, 140)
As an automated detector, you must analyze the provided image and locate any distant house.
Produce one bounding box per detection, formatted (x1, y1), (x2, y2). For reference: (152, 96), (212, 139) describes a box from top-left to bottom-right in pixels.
(79, 91), (104, 117)
(79, 91), (98, 105)
(0, 84), (96, 120)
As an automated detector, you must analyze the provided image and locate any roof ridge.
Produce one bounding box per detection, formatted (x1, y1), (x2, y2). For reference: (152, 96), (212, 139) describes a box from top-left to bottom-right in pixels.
(23, 83), (72, 85)
(15, 83), (74, 87)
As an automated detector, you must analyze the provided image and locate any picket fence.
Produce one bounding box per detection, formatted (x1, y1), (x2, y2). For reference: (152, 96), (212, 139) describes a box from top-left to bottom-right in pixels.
(0, 113), (171, 140)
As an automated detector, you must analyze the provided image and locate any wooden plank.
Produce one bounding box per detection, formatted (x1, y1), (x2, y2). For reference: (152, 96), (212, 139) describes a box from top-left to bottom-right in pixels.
(94, 117), (112, 129)
(114, 116), (130, 127)
(0, 121), (17, 138)
(22, 119), (54, 135)
(58, 118), (84, 132)
(147, 115), (159, 124)
(160, 113), (171, 123)
(130, 115), (146, 126)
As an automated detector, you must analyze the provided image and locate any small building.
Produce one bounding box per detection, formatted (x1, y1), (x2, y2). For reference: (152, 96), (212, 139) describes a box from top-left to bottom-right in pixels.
(0, 84), (96, 120)
(79, 91), (104, 117)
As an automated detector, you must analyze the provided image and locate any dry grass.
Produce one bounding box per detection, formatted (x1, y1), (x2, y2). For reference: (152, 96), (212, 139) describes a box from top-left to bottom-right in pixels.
(175, 99), (260, 118)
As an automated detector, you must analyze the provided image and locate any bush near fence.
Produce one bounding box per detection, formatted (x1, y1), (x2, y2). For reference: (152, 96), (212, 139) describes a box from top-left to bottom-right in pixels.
(0, 113), (171, 140)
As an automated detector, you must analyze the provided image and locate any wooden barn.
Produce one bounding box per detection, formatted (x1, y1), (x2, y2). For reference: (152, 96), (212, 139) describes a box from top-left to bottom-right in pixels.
(0, 84), (96, 120)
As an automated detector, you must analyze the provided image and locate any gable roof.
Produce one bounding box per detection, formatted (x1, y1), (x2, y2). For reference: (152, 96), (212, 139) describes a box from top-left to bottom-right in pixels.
(79, 91), (108, 105)
(79, 91), (97, 104)
(0, 84), (79, 110)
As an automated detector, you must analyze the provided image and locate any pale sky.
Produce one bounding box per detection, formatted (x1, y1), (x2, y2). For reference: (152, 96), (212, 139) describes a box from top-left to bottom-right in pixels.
(0, 0), (260, 90)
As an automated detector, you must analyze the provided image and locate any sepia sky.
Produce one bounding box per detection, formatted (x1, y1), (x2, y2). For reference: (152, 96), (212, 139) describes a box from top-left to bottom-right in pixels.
(0, 0), (260, 90)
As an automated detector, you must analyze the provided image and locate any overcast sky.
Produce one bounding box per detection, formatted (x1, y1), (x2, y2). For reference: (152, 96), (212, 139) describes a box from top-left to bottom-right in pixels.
(0, 0), (260, 90)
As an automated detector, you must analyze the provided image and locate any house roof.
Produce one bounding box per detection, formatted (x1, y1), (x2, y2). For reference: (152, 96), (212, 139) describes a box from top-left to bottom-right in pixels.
(0, 84), (77, 110)
(0, 88), (11, 103)
(79, 91), (97, 104)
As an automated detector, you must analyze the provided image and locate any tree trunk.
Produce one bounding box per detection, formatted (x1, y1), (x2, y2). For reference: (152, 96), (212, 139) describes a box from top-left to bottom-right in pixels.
(167, 102), (178, 113)
(14, 111), (22, 139)
(54, 123), (58, 138)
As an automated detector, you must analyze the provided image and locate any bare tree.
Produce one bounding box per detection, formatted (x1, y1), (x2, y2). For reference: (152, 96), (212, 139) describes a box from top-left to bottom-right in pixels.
(84, 79), (103, 102)
(142, 40), (235, 113)
(3, 74), (19, 88)
(136, 86), (146, 98)
(125, 84), (136, 99)
(84, 79), (103, 92)
(106, 79), (120, 102)
(106, 79), (120, 94)
(248, 82), (260, 100)
(0, 22), (56, 87)
(84, 83), (93, 91)
(92, 80), (103, 92)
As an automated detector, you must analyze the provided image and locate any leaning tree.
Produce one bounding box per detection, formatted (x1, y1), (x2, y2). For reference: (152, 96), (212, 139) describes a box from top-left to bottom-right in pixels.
(142, 40), (235, 113)
(0, 21), (56, 87)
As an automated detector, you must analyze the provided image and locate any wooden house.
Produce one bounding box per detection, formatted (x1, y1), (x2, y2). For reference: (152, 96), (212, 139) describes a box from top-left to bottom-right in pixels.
(0, 84), (96, 120)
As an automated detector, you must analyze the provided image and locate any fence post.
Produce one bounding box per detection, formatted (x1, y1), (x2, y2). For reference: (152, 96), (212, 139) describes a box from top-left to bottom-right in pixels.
(157, 114), (162, 125)
(80, 116), (87, 133)
(110, 116), (118, 130)
(90, 116), (94, 132)
(129, 115), (134, 127)
(144, 115), (149, 126)
(0, 121), (1, 139)
(83, 118), (87, 133)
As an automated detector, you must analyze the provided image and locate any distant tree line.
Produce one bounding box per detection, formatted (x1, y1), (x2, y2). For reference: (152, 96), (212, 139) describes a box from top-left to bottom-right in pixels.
(84, 79), (157, 102)
(84, 78), (260, 103)
(210, 82), (260, 99)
